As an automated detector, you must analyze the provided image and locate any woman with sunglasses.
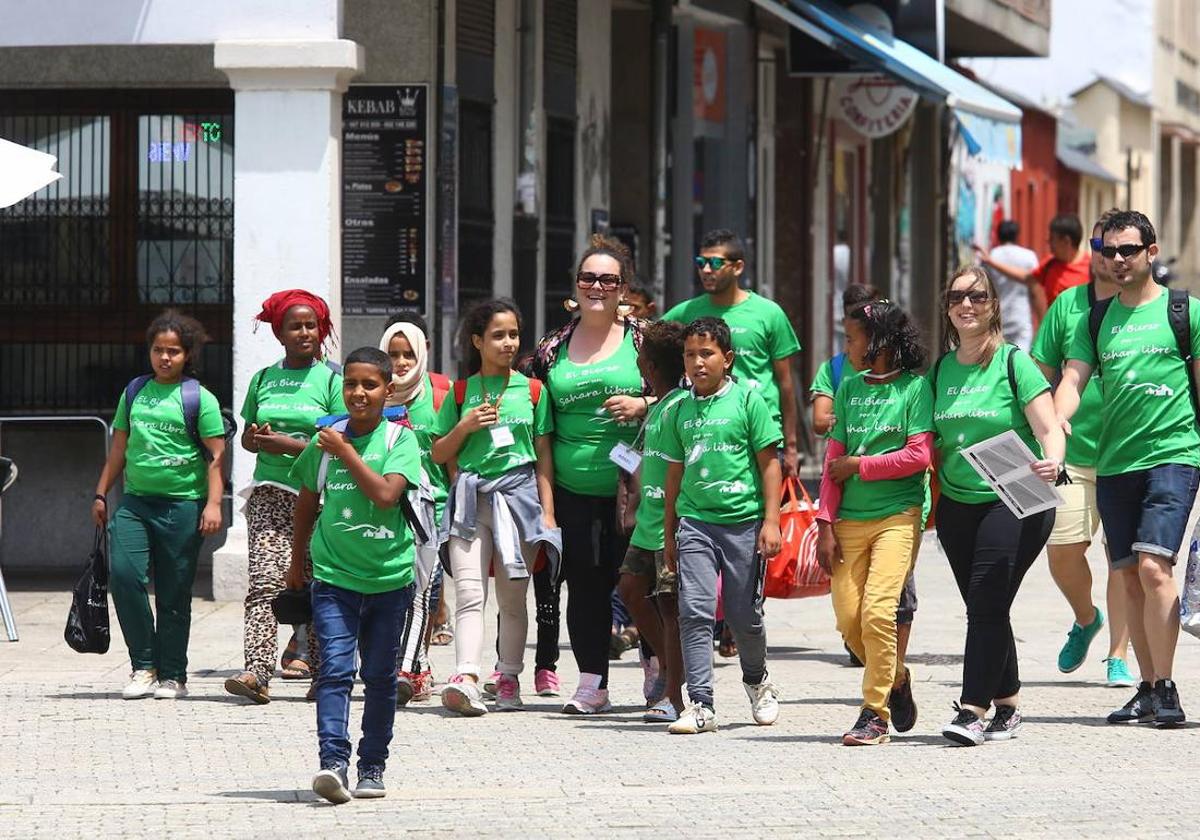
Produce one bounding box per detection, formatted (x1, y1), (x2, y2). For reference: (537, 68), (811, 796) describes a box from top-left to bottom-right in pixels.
(523, 234), (654, 714)
(930, 266), (1064, 746)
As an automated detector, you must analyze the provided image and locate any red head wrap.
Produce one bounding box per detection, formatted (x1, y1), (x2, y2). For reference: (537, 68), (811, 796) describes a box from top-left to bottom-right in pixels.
(254, 289), (335, 357)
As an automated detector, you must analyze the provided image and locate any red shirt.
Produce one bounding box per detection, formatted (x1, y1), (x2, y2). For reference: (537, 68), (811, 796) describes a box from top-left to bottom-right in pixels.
(1032, 252), (1089, 305)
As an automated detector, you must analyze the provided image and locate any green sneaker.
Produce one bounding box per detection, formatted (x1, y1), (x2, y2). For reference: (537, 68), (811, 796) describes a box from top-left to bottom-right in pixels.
(1057, 607), (1105, 673)
(1104, 656), (1137, 688)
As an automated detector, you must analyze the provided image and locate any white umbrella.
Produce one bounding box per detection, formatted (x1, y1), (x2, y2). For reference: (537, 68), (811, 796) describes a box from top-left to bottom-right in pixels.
(0, 137), (62, 209)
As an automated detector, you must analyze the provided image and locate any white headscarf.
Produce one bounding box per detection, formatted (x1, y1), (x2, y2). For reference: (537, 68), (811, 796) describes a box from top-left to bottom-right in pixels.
(379, 321), (429, 407)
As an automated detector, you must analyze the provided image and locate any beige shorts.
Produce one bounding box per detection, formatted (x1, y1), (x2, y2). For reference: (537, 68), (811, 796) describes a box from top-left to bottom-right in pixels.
(1048, 463), (1100, 546)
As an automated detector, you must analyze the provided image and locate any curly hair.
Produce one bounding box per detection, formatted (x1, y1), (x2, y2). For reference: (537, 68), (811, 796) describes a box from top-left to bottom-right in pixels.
(460, 297), (522, 375)
(576, 233), (634, 286)
(846, 300), (926, 372)
(683, 316), (732, 354)
(146, 309), (209, 376)
(640, 320), (686, 386)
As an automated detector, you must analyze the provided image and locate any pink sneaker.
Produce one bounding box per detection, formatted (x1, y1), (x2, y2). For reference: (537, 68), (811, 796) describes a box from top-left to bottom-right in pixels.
(534, 668), (561, 697)
(561, 673), (613, 715)
(494, 674), (524, 711)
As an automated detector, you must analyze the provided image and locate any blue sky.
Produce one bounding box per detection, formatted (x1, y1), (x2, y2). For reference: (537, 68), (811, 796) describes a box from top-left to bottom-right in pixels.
(961, 0), (1154, 108)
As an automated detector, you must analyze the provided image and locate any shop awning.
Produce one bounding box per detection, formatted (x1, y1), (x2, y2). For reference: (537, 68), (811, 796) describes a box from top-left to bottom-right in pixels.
(755, 0), (1023, 164)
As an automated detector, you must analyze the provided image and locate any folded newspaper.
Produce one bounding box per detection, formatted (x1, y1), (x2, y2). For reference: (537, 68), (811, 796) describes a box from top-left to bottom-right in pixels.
(960, 430), (1063, 519)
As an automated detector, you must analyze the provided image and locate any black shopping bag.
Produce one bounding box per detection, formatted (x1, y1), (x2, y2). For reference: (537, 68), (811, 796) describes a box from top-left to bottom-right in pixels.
(64, 527), (111, 654)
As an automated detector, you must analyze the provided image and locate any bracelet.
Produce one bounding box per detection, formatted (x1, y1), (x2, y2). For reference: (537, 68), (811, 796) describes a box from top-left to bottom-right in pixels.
(94, 494), (107, 504)
(641, 396), (649, 412)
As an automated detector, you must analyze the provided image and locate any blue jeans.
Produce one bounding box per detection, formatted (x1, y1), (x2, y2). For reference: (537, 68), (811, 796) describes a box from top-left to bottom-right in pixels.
(1097, 464), (1200, 570)
(311, 580), (415, 771)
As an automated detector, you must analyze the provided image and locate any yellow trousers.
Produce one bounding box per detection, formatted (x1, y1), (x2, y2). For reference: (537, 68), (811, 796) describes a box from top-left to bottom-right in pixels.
(831, 509), (920, 723)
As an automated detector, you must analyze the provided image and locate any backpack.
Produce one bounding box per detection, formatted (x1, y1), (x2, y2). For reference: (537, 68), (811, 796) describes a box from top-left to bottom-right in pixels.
(122, 375), (235, 462)
(829, 352), (848, 393)
(929, 344), (1021, 404)
(428, 371), (452, 411)
(1087, 287), (1199, 422)
(453, 376), (543, 408)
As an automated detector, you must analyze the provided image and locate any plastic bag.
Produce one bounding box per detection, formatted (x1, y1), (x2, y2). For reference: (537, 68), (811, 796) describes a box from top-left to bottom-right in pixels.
(764, 478), (831, 599)
(1180, 525), (1200, 639)
(64, 526), (111, 654)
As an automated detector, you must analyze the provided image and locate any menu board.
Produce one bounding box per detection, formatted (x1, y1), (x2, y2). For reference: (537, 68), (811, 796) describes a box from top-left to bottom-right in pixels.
(341, 84), (428, 314)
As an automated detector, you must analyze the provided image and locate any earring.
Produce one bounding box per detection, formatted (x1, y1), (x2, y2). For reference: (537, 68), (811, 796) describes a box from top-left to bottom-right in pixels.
(563, 297), (580, 313)
(616, 302), (635, 319)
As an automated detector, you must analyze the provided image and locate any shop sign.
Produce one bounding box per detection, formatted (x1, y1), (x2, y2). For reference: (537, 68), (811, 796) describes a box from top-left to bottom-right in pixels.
(835, 76), (917, 139)
(693, 28), (726, 124)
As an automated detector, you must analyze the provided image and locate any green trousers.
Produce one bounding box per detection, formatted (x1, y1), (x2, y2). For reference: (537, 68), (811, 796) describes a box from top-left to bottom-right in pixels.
(108, 494), (203, 682)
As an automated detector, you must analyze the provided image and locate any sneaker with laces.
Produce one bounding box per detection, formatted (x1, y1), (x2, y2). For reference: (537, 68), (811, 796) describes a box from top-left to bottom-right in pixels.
(1104, 657), (1137, 688)
(1154, 679), (1186, 728)
(668, 702), (719, 734)
(411, 669), (434, 702)
(887, 667), (918, 733)
(843, 708), (890, 746)
(353, 765), (386, 799)
(441, 674), (488, 717)
(534, 668), (561, 697)
(121, 669), (158, 700)
(1107, 681), (1157, 724)
(942, 703), (986, 746)
(482, 670), (501, 700)
(1057, 607), (1105, 673)
(153, 679), (188, 700)
(743, 677), (780, 726)
(396, 671), (419, 707)
(561, 673), (613, 715)
(312, 762), (351, 805)
(983, 704), (1022, 741)
(494, 674), (524, 711)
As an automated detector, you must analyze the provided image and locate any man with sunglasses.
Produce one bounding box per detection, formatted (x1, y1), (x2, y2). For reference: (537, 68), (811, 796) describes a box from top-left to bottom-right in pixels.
(1056, 210), (1200, 728)
(975, 214), (1089, 322)
(662, 229), (802, 476)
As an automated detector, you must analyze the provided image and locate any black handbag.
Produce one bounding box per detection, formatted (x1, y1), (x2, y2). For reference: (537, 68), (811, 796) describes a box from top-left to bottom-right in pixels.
(272, 583), (313, 626)
(64, 527), (111, 654)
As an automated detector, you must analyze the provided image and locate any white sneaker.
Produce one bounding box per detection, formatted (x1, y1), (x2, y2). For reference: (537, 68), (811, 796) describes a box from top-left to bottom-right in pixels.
(561, 673), (613, 715)
(121, 669), (158, 700)
(153, 679), (188, 700)
(441, 676), (488, 717)
(744, 678), (780, 725)
(668, 702), (719, 734)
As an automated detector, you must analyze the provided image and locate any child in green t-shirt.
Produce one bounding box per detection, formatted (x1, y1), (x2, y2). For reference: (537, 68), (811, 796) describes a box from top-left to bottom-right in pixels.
(92, 310), (226, 703)
(661, 316), (783, 735)
(810, 283), (879, 436)
(286, 347), (423, 805)
(814, 301), (932, 746)
(431, 299), (559, 718)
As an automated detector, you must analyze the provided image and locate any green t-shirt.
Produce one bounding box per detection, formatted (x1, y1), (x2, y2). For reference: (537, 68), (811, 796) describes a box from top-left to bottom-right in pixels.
(112, 379), (225, 500)
(240, 360), (346, 491)
(831, 371), (933, 520)
(399, 377), (451, 522)
(930, 345), (1050, 504)
(662, 292), (801, 432)
(809, 358), (836, 400)
(1031, 285), (1102, 468)
(290, 420), (422, 594)
(433, 371), (554, 480)
(1066, 289), (1200, 476)
(661, 379), (783, 524)
(547, 332), (643, 496)
(629, 388), (689, 551)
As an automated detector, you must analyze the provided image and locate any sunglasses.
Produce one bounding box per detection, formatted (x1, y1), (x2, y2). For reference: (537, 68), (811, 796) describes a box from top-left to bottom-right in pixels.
(576, 272), (622, 291)
(1099, 243), (1148, 260)
(1090, 237), (1104, 251)
(694, 255), (736, 270)
(947, 290), (991, 306)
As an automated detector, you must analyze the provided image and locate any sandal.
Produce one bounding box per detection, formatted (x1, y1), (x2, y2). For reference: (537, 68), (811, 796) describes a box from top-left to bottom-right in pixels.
(224, 672), (270, 705)
(280, 657), (312, 681)
(643, 697), (679, 723)
(430, 622), (454, 646)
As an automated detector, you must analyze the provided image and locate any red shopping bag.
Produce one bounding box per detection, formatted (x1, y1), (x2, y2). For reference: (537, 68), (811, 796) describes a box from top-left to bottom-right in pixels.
(764, 478), (831, 599)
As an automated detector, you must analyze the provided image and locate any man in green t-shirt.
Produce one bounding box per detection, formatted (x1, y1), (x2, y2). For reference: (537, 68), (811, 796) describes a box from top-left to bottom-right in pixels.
(1056, 211), (1200, 729)
(661, 317), (783, 735)
(285, 347), (422, 804)
(1031, 209), (1134, 688)
(662, 229), (802, 476)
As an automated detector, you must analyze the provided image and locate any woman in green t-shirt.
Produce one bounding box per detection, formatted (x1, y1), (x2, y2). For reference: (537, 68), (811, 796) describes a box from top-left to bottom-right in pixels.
(225, 290), (342, 705)
(930, 266), (1065, 747)
(432, 299), (559, 717)
(524, 234), (654, 715)
(92, 310), (226, 702)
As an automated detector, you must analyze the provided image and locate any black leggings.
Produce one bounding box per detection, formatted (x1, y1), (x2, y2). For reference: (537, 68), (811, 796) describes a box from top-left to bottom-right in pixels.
(935, 495), (1053, 708)
(554, 484), (628, 688)
(533, 564), (560, 672)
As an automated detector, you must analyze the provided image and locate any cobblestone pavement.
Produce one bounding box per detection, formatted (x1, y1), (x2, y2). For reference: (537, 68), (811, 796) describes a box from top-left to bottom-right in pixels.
(3, 530), (1200, 838)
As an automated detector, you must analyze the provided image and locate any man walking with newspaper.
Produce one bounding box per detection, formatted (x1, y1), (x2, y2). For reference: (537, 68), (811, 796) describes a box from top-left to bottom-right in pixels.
(1055, 211), (1200, 728)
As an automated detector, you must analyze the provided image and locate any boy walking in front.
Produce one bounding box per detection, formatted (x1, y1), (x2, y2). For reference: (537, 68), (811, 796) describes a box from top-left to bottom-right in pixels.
(287, 347), (423, 803)
(662, 317), (783, 734)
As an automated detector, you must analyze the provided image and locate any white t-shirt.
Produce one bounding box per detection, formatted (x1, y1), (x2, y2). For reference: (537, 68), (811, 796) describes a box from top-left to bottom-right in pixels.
(987, 243), (1039, 350)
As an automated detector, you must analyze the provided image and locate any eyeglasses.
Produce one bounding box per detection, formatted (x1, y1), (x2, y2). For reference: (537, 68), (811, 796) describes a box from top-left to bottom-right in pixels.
(694, 255), (736, 271)
(576, 272), (622, 290)
(947, 290), (991, 307)
(1099, 243), (1148, 260)
(1089, 237), (1104, 251)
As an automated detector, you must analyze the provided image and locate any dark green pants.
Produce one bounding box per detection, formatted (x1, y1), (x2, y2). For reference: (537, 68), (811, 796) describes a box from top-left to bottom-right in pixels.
(108, 494), (203, 682)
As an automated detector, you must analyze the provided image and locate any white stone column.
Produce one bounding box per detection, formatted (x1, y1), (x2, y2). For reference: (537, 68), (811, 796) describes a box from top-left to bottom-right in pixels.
(210, 39), (363, 601)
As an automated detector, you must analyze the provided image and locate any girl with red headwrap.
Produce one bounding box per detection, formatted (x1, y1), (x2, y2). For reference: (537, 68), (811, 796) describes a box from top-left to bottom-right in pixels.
(225, 290), (344, 705)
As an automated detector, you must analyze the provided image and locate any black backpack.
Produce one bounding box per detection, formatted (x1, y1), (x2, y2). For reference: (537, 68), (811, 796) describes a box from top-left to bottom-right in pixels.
(1086, 287), (1199, 422)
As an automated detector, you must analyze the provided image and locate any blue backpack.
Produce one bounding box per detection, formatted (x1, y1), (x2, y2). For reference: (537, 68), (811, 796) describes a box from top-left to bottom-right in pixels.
(829, 352), (848, 393)
(122, 375), (233, 462)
